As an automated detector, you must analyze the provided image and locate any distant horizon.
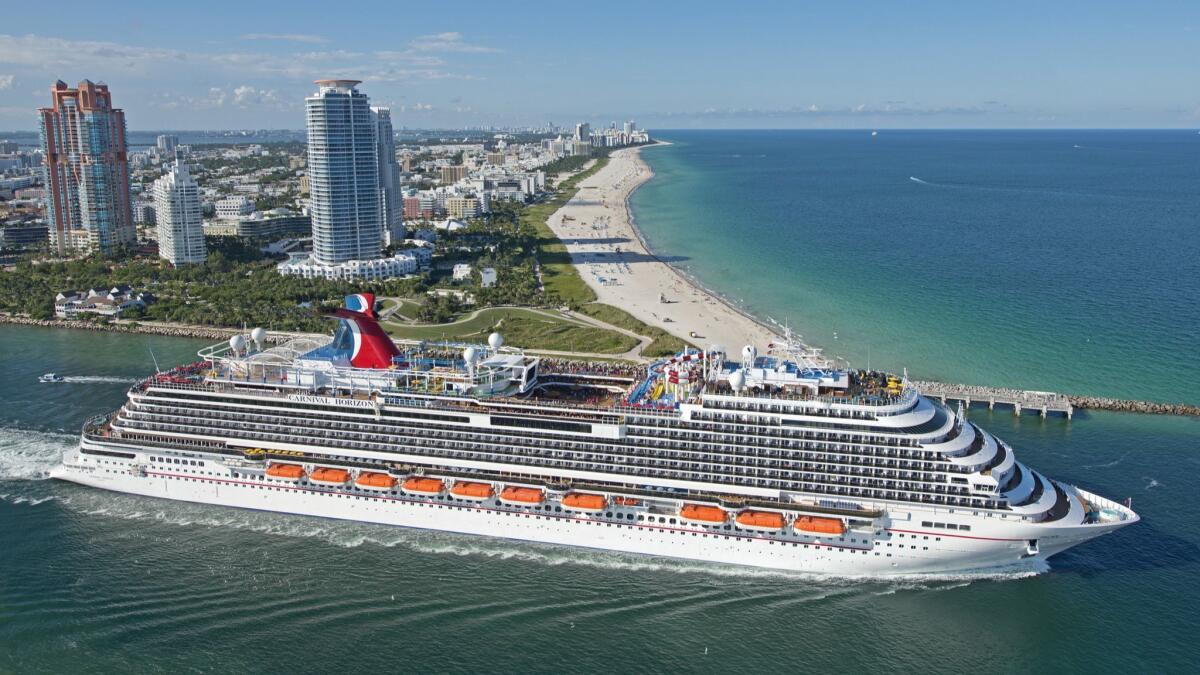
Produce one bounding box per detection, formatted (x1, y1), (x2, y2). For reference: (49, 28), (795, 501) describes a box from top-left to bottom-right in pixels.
(2, 2), (1197, 130)
(2, 126), (1197, 137)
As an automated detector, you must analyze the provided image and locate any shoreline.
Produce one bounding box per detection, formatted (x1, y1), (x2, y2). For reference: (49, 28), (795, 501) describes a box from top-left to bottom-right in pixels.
(0, 314), (293, 342)
(547, 143), (781, 354)
(621, 143), (802, 352)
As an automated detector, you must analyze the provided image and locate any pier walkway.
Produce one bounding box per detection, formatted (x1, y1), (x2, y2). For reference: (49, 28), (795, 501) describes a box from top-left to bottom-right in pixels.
(915, 381), (1074, 418)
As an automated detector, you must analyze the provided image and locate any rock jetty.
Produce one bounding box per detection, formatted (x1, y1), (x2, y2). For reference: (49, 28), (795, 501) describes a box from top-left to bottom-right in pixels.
(0, 314), (291, 343)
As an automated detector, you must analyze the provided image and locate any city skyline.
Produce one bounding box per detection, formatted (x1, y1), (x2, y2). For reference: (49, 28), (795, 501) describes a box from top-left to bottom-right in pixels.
(1, 1), (1198, 130)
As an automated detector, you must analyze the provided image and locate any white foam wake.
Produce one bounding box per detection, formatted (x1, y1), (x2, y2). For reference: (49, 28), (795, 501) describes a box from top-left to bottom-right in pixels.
(0, 426), (73, 481)
(60, 376), (138, 384)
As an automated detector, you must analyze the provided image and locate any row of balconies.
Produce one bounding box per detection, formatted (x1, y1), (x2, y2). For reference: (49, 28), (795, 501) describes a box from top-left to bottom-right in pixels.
(126, 403), (960, 483)
(117, 409), (992, 507)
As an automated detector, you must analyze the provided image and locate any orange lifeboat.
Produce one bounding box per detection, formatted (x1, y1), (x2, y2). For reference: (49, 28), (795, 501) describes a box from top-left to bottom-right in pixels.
(309, 467), (351, 486)
(450, 481), (495, 501)
(499, 486), (545, 506)
(794, 516), (845, 535)
(561, 493), (607, 512)
(355, 472), (397, 491)
(402, 476), (445, 496)
(679, 504), (726, 525)
(266, 463), (305, 481)
(613, 496), (641, 506)
(735, 510), (785, 532)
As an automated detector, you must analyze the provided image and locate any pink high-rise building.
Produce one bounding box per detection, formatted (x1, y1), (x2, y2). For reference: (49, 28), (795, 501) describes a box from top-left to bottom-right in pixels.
(39, 80), (135, 255)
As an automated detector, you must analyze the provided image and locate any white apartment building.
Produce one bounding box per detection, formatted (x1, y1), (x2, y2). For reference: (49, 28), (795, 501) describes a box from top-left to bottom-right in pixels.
(215, 195), (254, 220)
(277, 251), (419, 280)
(152, 161), (206, 265)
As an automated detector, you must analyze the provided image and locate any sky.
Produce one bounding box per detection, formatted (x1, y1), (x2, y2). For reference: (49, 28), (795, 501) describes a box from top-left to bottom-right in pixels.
(0, 0), (1197, 131)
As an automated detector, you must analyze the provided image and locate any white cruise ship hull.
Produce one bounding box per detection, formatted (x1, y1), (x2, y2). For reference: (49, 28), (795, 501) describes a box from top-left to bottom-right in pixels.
(51, 443), (1129, 576)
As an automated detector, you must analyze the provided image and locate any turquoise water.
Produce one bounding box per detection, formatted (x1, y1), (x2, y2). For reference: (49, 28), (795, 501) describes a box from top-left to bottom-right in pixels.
(2, 130), (1198, 671)
(632, 130), (1200, 404)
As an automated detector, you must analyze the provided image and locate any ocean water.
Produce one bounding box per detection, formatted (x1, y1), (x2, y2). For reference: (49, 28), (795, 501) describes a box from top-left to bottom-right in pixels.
(632, 130), (1200, 404)
(2, 130), (1198, 672)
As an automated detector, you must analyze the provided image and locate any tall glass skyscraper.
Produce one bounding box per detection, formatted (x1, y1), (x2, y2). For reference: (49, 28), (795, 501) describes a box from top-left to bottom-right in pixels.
(371, 106), (404, 245)
(305, 80), (381, 264)
(39, 80), (135, 256)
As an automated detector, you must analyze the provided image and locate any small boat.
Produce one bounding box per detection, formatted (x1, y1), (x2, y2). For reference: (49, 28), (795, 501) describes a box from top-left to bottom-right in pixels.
(561, 492), (607, 512)
(794, 516), (845, 535)
(612, 496), (641, 507)
(679, 504), (726, 525)
(355, 472), (397, 491)
(499, 486), (544, 506)
(402, 476), (445, 496)
(39, 373), (65, 383)
(265, 463), (305, 481)
(309, 467), (351, 486)
(735, 510), (785, 532)
(450, 481), (494, 501)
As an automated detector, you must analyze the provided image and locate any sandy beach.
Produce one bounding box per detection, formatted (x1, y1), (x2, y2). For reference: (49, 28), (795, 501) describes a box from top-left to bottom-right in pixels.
(548, 144), (780, 354)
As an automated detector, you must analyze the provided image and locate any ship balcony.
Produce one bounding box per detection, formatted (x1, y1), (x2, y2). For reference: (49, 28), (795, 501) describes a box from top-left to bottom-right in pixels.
(113, 412), (1000, 510)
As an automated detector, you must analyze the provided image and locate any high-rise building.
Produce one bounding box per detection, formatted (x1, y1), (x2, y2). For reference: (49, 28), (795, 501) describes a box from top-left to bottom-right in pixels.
(156, 134), (179, 158)
(152, 161), (206, 265)
(39, 80), (135, 256)
(370, 106), (404, 244)
(623, 120), (635, 137)
(306, 79), (380, 265)
(574, 122), (590, 141)
(439, 165), (466, 184)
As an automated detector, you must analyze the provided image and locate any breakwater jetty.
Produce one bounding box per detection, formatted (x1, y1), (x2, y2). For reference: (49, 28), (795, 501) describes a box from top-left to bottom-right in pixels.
(0, 314), (297, 343)
(915, 380), (1200, 418)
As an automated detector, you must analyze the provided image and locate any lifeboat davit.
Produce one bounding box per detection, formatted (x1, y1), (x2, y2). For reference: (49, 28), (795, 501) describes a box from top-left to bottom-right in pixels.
(499, 486), (545, 506)
(355, 471), (397, 491)
(561, 492), (607, 512)
(735, 510), (785, 532)
(794, 516), (845, 535)
(265, 463), (305, 481)
(309, 467), (351, 486)
(679, 504), (727, 525)
(450, 481), (495, 501)
(402, 476), (445, 496)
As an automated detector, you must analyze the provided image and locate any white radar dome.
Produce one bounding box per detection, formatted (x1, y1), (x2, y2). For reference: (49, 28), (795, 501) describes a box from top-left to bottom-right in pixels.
(741, 345), (757, 363)
(488, 332), (504, 351)
(463, 346), (478, 364)
(229, 335), (247, 354)
(251, 327), (267, 347)
(728, 369), (747, 392)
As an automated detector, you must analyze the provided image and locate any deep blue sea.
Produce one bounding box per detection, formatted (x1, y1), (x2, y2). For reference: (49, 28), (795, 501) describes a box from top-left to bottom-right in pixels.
(2, 130), (1198, 672)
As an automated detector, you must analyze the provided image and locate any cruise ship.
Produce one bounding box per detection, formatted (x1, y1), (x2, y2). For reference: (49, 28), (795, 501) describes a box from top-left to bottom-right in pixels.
(52, 294), (1139, 575)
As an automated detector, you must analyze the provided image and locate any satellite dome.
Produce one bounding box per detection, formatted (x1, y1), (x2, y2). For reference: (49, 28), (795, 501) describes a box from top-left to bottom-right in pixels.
(251, 327), (267, 347)
(229, 335), (247, 354)
(728, 369), (747, 392)
(463, 346), (478, 364)
(741, 345), (757, 363)
(488, 332), (504, 351)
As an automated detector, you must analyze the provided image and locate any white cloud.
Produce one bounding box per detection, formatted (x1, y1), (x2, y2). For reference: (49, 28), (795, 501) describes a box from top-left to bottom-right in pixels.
(0, 74), (13, 90)
(407, 102), (434, 112)
(231, 85), (280, 107)
(0, 33), (183, 68)
(240, 33), (327, 44)
(409, 32), (499, 53)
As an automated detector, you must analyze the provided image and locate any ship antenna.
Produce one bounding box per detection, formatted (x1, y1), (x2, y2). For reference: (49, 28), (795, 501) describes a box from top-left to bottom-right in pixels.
(149, 346), (161, 374)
